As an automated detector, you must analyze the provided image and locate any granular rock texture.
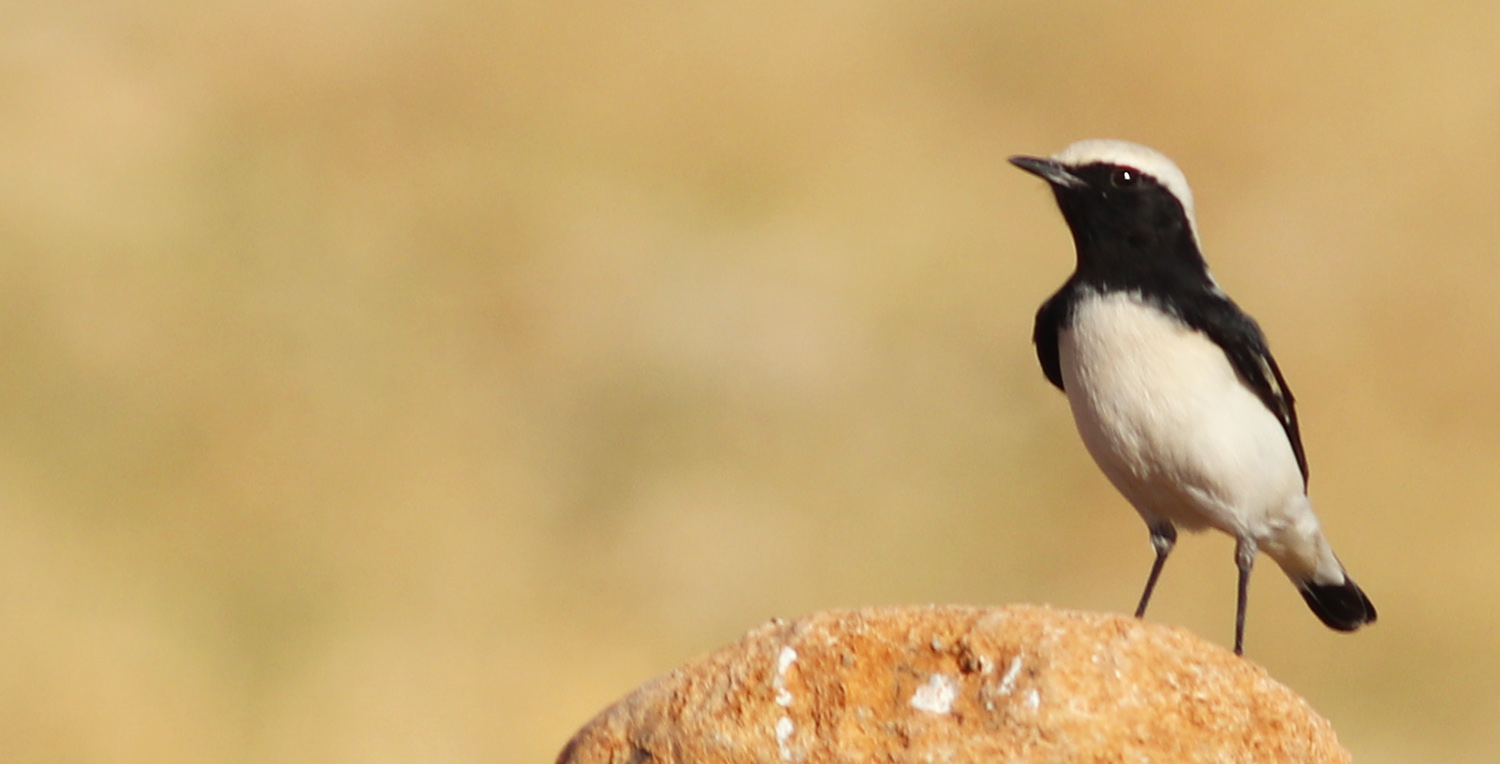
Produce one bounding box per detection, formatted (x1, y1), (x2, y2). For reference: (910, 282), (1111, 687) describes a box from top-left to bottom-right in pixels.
(557, 604), (1351, 764)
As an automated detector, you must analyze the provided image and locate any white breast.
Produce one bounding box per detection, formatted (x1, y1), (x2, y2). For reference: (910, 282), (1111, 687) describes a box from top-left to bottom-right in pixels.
(1058, 291), (1305, 537)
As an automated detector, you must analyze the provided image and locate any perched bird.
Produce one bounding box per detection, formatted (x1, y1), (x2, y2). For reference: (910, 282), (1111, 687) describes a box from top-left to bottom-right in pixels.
(1010, 140), (1375, 655)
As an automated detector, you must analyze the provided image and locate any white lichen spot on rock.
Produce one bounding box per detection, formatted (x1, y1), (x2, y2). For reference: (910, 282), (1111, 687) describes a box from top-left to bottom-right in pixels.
(775, 716), (794, 762)
(777, 645), (798, 675)
(1024, 688), (1041, 710)
(910, 673), (959, 715)
(998, 655), (1024, 696)
(774, 645), (798, 707)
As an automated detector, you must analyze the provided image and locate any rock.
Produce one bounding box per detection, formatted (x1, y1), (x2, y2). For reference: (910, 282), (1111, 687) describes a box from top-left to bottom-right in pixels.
(556, 604), (1351, 764)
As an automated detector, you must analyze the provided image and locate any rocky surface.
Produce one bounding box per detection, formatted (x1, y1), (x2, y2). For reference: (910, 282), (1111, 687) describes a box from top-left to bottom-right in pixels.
(556, 604), (1351, 763)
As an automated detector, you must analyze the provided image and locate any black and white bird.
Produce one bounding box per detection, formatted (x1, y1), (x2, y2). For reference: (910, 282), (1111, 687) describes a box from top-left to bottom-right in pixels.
(1010, 139), (1375, 655)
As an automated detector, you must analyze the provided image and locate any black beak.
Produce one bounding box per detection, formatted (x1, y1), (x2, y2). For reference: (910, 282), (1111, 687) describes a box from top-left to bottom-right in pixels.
(1009, 155), (1085, 190)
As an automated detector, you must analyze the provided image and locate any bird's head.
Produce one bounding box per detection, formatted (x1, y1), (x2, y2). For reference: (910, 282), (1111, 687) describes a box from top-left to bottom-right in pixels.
(1010, 140), (1203, 267)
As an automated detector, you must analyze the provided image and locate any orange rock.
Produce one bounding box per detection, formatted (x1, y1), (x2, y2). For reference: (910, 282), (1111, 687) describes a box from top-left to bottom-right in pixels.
(556, 604), (1351, 764)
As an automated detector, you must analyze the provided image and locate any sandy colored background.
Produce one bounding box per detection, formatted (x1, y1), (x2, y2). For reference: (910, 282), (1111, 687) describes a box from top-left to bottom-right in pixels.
(1, 2), (1495, 762)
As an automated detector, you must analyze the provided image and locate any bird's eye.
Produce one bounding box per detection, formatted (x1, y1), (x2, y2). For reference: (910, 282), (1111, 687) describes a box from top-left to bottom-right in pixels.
(1111, 168), (1139, 187)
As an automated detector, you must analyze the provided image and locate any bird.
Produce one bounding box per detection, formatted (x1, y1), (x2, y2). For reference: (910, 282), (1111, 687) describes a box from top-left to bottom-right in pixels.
(1009, 139), (1375, 655)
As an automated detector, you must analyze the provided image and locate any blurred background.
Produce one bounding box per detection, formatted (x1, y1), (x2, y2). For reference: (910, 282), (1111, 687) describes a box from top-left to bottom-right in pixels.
(0, 1), (1496, 761)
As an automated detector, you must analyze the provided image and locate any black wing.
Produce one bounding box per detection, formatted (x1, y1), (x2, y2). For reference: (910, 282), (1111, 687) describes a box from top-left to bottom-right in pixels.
(1190, 297), (1310, 485)
(1032, 290), (1069, 392)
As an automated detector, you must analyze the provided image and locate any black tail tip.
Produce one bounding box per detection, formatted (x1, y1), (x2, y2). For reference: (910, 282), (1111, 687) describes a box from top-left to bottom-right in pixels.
(1298, 578), (1377, 632)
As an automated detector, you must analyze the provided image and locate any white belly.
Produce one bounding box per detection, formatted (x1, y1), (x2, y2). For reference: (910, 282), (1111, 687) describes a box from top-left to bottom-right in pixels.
(1058, 291), (1305, 538)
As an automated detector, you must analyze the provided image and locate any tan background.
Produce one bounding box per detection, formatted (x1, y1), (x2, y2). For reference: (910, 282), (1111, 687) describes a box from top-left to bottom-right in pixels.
(0, 2), (1493, 762)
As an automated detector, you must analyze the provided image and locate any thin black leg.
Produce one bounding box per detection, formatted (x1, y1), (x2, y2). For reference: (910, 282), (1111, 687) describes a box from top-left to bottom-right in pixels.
(1134, 522), (1177, 618)
(1233, 538), (1257, 656)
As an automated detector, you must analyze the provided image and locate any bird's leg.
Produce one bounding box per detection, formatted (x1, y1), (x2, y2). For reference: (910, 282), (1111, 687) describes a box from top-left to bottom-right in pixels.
(1134, 522), (1177, 618)
(1233, 537), (1258, 656)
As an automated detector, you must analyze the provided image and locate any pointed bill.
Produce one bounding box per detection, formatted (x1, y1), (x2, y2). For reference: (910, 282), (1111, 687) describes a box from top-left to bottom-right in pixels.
(1008, 155), (1086, 190)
